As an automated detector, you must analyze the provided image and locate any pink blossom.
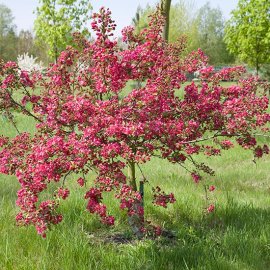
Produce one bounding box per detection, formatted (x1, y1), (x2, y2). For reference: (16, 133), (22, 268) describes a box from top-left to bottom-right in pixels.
(77, 177), (85, 187)
(58, 188), (70, 200)
(207, 204), (215, 213)
(191, 173), (201, 184)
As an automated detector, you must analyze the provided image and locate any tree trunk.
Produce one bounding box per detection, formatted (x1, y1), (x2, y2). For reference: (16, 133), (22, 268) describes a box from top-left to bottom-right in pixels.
(128, 161), (137, 191)
(255, 35), (260, 76)
(54, 43), (58, 63)
(256, 58), (259, 76)
(127, 161), (144, 238)
(161, 0), (172, 41)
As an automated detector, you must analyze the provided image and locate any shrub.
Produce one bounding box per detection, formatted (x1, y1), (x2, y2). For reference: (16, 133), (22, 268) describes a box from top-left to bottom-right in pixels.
(17, 52), (44, 73)
(0, 7), (269, 238)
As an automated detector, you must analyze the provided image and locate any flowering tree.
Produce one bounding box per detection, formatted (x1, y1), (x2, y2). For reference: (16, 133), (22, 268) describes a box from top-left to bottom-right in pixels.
(17, 53), (44, 73)
(0, 7), (269, 238)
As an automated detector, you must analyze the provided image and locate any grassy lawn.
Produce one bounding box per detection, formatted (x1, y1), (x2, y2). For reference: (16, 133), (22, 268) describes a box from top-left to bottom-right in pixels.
(0, 82), (269, 270)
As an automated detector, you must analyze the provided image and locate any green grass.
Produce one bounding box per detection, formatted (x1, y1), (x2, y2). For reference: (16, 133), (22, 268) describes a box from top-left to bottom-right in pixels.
(0, 83), (270, 270)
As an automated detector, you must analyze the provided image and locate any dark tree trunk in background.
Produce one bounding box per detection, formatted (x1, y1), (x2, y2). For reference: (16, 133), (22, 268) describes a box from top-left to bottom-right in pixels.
(161, 0), (172, 41)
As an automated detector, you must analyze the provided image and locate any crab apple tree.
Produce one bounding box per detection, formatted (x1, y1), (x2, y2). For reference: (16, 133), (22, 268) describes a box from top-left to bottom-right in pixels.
(0, 7), (269, 238)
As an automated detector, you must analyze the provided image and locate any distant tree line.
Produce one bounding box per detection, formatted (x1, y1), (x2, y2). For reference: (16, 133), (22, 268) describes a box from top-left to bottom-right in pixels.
(133, 0), (269, 77)
(0, 0), (269, 77)
(133, 0), (235, 65)
(0, 0), (92, 64)
(0, 3), (49, 63)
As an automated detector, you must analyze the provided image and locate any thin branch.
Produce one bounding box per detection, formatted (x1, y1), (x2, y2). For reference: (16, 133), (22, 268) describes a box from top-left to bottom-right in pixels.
(83, 172), (87, 187)
(253, 133), (270, 138)
(85, 164), (98, 174)
(21, 87), (31, 98)
(62, 171), (72, 187)
(8, 94), (42, 122)
(203, 184), (209, 205)
(179, 132), (270, 145)
(179, 131), (220, 144)
(6, 112), (20, 134)
(136, 163), (147, 182)
(178, 161), (193, 174)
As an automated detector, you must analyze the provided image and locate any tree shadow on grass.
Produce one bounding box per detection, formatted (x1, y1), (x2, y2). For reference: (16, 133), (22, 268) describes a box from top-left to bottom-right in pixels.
(135, 200), (270, 270)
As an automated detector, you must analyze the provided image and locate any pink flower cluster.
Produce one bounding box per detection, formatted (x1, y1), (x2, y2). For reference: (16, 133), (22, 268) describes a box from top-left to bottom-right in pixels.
(152, 186), (176, 208)
(85, 187), (114, 225)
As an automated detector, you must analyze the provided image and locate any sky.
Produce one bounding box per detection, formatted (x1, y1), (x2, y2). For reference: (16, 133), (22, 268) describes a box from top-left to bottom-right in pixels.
(1, 0), (238, 36)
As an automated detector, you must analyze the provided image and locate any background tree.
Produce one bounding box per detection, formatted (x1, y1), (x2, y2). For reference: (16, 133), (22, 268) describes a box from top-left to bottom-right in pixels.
(133, 1), (234, 65)
(34, 0), (92, 62)
(17, 30), (35, 56)
(224, 0), (270, 75)
(0, 4), (18, 61)
(133, 0), (173, 42)
(132, 4), (153, 33)
(17, 30), (50, 65)
(193, 2), (234, 65)
(169, 0), (197, 44)
(133, 1), (196, 45)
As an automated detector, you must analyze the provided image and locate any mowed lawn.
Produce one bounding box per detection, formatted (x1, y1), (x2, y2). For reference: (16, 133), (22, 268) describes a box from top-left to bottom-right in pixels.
(0, 82), (269, 270)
